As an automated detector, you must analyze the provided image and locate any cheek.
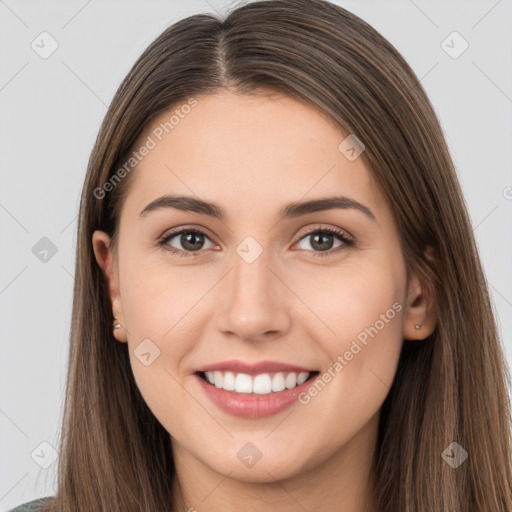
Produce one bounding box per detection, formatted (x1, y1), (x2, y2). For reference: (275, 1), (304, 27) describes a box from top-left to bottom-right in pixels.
(292, 259), (405, 390)
(296, 260), (403, 337)
(291, 266), (405, 435)
(118, 262), (203, 422)
(117, 261), (211, 414)
(120, 253), (211, 341)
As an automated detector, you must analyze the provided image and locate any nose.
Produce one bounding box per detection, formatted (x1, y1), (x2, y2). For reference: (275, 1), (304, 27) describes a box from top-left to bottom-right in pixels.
(214, 247), (291, 342)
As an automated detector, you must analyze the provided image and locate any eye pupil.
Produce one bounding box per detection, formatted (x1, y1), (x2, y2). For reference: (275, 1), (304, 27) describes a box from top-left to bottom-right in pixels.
(311, 233), (334, 251)
(181, 232), (204, 251)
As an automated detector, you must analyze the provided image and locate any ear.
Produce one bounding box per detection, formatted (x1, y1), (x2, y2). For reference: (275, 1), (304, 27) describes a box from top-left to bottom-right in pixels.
(92, 230), (127, 343)
(403, 246), (437, 341)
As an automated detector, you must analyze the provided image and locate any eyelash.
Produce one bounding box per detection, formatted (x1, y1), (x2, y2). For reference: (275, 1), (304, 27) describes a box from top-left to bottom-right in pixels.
(157, 225), (355, 258)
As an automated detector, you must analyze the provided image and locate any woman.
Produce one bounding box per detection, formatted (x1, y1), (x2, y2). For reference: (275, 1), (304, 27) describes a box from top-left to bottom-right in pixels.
(10, 0), (512, 510)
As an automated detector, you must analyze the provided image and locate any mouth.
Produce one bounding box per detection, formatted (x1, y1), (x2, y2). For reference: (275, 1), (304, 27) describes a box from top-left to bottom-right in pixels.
(194, 368), (321, 418)
(195, 370), (320, 395)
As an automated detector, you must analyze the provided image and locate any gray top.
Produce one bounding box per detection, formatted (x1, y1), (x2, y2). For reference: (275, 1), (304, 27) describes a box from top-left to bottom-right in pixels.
(7, 497), (53, 511)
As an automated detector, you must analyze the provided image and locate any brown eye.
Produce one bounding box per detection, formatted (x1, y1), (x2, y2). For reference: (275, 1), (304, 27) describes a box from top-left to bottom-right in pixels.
(158, 228), (216, 256)
(295, 227), (354, 257)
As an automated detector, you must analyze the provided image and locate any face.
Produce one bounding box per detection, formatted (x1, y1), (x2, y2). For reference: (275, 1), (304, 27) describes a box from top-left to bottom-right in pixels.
(93, 90), (430, 484)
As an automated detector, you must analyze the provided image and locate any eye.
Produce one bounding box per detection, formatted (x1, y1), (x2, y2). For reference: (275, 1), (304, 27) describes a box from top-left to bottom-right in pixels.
(158, 227), (217, 257)
(294, 226), (354, 257)
(157, 225), (355, 258)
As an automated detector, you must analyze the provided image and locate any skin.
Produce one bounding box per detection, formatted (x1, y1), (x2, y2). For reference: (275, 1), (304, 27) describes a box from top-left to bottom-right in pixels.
(92, 90), (436, 512)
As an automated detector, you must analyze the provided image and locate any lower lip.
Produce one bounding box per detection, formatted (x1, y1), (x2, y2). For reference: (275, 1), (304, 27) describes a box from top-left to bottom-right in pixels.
(195, 372), (319, 419)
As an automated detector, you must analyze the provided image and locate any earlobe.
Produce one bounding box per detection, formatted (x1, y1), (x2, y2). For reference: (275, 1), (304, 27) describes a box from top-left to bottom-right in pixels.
(92, 230), (128, 343)
(403, 248), (438, 341)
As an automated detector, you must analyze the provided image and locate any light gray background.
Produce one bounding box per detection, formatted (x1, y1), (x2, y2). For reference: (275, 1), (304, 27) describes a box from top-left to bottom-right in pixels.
(1, 0), (511, 509)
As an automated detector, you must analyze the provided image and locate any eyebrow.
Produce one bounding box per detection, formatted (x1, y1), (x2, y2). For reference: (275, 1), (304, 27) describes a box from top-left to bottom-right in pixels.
(139, 194), (377, 222)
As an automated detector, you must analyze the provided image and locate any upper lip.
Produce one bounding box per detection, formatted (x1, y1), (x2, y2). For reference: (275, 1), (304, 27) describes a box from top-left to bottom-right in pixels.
(195, 360), (317, 376)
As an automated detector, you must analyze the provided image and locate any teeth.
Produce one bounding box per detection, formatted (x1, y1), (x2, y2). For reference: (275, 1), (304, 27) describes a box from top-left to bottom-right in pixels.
(271, 372), (285, 392)
(214, 371), (223, 388)
(223, 371), (236, 391)
(297, 371), (309, 385)
(235, 373), (253, 393)
(253, 374), (271, 394)
(203, 371), (311, 394)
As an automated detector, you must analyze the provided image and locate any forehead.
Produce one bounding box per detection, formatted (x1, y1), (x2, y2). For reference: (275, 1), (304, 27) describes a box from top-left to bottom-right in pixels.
(121, 90), (386, 224)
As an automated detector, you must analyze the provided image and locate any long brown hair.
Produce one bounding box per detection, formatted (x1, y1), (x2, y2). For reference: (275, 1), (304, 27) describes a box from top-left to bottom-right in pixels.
(42, 1), (512, 510)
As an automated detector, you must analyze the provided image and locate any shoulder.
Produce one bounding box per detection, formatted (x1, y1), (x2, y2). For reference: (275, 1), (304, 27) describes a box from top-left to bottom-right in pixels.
(6, 497), (53, 512)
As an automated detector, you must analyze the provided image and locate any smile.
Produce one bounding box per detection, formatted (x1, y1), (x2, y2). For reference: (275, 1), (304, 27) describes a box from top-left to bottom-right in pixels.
(195, 370), (320, 418)
(199, 370), (316, 394)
